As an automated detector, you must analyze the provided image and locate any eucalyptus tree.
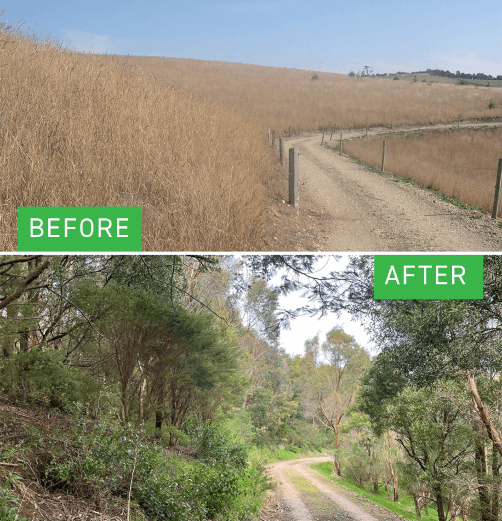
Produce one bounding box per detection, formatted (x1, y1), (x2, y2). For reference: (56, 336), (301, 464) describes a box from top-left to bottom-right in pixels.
(303, 327), (370, 475)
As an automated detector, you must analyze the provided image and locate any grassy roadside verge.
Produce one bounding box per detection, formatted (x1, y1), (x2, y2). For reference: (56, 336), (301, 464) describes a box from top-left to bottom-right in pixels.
(311, 462), (437, 521)
(252, 447), (326, 464)
(249, 446), (324, 465)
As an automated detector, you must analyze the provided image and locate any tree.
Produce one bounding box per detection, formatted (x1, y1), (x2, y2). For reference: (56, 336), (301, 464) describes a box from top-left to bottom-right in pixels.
(308, 327), (370, 475)
(361, 379), (473, 521)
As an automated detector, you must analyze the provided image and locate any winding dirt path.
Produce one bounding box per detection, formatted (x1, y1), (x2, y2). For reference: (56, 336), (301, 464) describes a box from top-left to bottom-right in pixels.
(283, 122), (502, 251)
(265, 457), (404, 521)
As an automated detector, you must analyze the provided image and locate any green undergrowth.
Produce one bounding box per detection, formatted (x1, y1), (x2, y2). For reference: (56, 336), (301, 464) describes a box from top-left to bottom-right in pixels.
(311, 462), (437, 521)
(44, 419), (271, 521)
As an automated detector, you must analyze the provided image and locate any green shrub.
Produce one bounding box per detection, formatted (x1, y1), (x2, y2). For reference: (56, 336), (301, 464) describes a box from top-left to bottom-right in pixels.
(0, 473), (30, 521)
(186, 422), (247, 469)
(311, 72), (319, 80)
(336, 443), (371, 489)
(46, 419), (268, 521)
(0, 348), (100, 411)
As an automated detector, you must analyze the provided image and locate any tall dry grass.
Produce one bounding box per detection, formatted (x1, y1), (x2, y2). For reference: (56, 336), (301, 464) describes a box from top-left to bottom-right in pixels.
(113, 56), (502, 132)
(0, 29), (275, 251)
(344, 127), (502, 216)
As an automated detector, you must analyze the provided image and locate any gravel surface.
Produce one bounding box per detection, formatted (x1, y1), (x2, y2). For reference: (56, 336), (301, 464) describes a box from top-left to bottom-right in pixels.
(281, 122), (502, 252)
(263, 457), (405, 521)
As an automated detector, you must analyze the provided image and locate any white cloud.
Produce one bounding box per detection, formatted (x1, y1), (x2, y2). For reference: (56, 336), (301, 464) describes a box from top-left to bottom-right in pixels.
(63, 29), (115, 54)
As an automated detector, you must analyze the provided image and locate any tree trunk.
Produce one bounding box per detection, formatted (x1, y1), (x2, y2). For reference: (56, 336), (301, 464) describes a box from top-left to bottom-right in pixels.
(413, 496), (421, 517)
(333, 426), (341, 476)
(420, 484), (429, 515)
(493, 444), (499, 521)
(476, 442), (491, 521)
(138, 377), (147, 423)
(435, 487), (446, 521)
(466, 371), (502, 458)
(462, 498), (470, 521)
(155, 411), (163, 434)
(386, 454), (399, 502)
(2, 307), (13, 357)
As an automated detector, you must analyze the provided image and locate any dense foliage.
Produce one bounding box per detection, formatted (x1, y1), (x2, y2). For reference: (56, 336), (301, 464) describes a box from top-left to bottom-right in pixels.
(0, 254), (346, 520)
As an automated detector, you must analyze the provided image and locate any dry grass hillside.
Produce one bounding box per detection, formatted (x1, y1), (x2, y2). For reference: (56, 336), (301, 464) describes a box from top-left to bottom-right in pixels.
(114, 56), (502, 132)
(0, 29), (275, 251)
(344, 126), (502, 216)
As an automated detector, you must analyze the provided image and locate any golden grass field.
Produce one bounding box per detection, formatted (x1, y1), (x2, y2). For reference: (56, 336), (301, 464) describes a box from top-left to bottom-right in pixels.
(3, 23), (502, 251)
(344, 127), (502, 216)
(115, 55), (502, 132)
(0, 30), (274, 251)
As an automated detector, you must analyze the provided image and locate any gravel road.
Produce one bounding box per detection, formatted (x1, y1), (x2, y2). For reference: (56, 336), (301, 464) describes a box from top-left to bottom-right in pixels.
(284, 123), (502, 251)
(263, 457), (405, 521)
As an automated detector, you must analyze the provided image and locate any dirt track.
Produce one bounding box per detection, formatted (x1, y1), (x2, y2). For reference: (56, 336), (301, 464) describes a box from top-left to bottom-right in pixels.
(263, 457), (404, 521)
(282, 123), (502, 252)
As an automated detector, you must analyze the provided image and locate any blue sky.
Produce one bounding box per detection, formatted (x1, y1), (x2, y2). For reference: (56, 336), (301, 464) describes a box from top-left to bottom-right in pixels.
(4, 1), (501, 75)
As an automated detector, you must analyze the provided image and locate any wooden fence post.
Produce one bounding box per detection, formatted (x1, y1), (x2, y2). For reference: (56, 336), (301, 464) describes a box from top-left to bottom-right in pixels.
(382, 140), (387, 172)
(457, 115), (460, 128)
(339, 133), (343, 155)
(289, 148), (299, 208)
(289, 126), (291, 137)
(330, 129), (333, 141)
(492, 159), (502, 219)
(279, 138), (285, 166)
(366, 127), (368, 137)
(334, 124), (337, 133)
(321, 131), (324, 145)
(272, 130), (276, 147)
(267, 128), (271, 141)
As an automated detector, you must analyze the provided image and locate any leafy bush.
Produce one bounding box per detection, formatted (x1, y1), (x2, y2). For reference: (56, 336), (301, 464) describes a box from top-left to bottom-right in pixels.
(187, 422), (247, 469)
(311, 73), (319, 81)
(46, 419), (268, 521)
(336, 442), (371, 488)
(0, 473), (30, 521)
(0, 348), (100, 411)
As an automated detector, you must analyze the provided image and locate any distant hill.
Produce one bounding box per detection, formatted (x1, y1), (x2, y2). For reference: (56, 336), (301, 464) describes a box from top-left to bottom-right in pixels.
(373, 69), (502, 87)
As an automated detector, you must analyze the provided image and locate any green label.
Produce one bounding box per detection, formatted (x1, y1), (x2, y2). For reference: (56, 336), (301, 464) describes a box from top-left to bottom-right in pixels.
(374, 255), (483, 299)
(18, 207), (142, 252)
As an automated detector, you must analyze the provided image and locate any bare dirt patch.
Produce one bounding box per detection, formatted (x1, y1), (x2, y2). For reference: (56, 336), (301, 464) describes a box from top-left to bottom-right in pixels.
(0, 397), (150, 521)
(262, 161), (333, 252)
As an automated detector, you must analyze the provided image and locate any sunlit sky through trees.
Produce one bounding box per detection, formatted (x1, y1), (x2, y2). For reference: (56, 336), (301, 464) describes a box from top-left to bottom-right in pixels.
(275, 255), (375, 357)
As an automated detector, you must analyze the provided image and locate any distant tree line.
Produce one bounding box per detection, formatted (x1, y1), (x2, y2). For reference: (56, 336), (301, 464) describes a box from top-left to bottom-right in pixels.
(423, 68), (502, 80)
(367, 69), (502, 80)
